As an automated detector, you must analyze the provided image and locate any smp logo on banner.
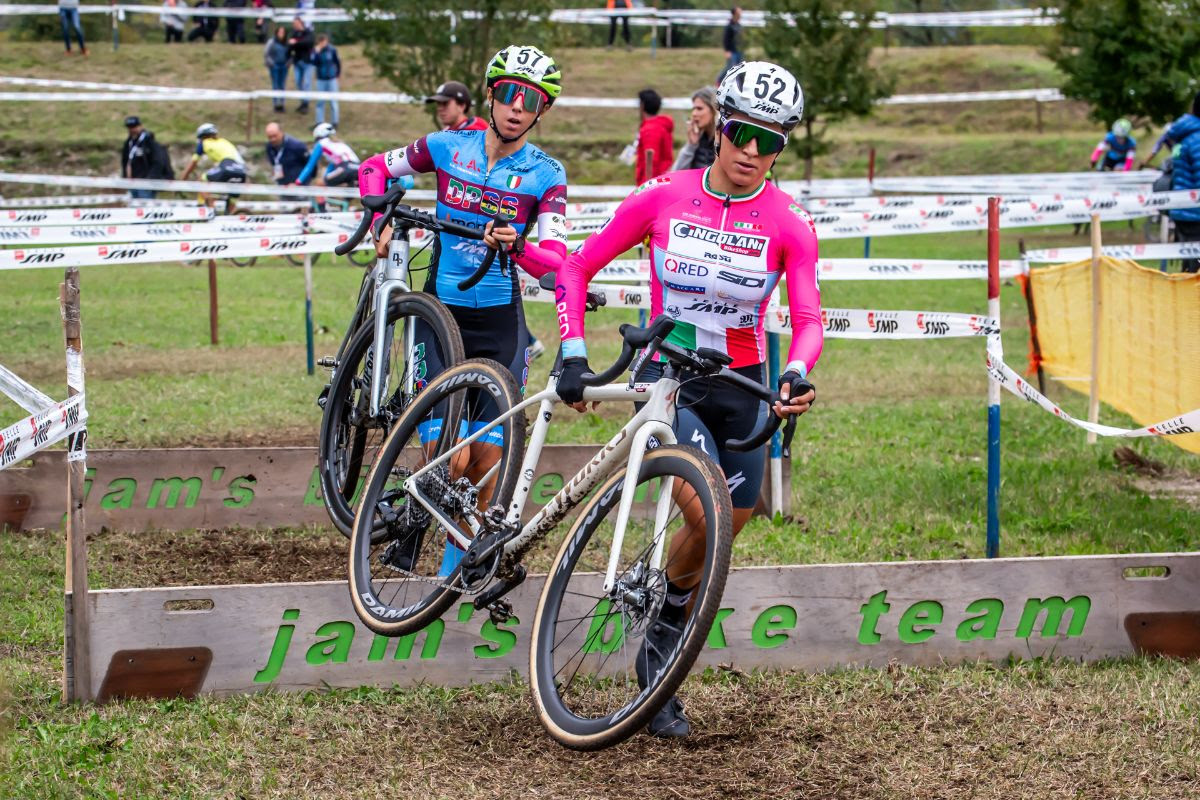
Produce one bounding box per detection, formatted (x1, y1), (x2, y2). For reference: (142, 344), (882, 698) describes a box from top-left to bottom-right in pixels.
(99, 246), (148, 260)
(867, 311), (898, 335)
(821, 309), (850, 333)
(16, 249), (65, 264)
(916, 313), (951, 337)
(8, 211), (47, 223)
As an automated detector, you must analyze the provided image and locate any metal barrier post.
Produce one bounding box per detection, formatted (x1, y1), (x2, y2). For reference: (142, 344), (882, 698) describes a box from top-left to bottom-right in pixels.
(208, 258), (219, 345)
(305, 253), (315, 375)
(986, 197), (1001, 558)
(768, 331), (783, 520)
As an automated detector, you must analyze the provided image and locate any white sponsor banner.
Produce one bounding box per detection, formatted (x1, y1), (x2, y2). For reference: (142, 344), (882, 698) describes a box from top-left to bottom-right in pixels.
(0, 205), (212, 227)
(1024, 242), (1200, 263)
(872, 171), (1154, 195)
(0, 193), (127, 208)
(985, 345), (1200, 440)
(816, 258), (1024, 280)
(0, 221), (303, 245)
(517, 277), (997, 339)
(0, 364), (55, 415)
(0, 393), (87, 471)
(0, 172), (365, 201)
(0, 233), (367, 270)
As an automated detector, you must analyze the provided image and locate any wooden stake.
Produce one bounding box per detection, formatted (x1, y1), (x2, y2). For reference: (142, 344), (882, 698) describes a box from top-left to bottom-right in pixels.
(1088, 214), (1102, 444)
(644, 148), (655, 183)
(60, 267), (91, 701)
(1035, 100), (1043, 134)
(208, 258), (219, 345)
(245, 96), (254, 144)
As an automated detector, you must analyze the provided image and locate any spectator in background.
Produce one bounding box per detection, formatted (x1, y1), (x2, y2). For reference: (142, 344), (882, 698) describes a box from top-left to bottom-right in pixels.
(162, 0), (187, 43)
(57, 0), (87, 56)
(425, 81), (488, 131)
(188, 0), (219, 42)
(287, 16), (315, 114)
(253, 0), (273, 43)
(313, 33), (341, 126)
(607, 0), (632, 50)
(121, 116), (174, 198)
(719, 7), (743, 83)
(225, 0), (247, 44)
(265, 122), (310, 186)
(1167, 92), (1200, 273)
(264, 25), (291, 113)
(672, 86), (718, 171)
(636, 88), (674, 184)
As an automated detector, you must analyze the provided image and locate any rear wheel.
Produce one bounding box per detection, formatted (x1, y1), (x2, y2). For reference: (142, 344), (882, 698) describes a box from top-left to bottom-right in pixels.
(317, 293), (462, 537)
(530, 444), (733, 750)
(347, 358), (526, 636)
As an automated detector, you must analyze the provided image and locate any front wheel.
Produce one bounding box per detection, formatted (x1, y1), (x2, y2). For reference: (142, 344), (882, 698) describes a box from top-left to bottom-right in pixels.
(530, 444), (734, 751)
(317, 293), (463, 537)
(347, 358), (527, 637)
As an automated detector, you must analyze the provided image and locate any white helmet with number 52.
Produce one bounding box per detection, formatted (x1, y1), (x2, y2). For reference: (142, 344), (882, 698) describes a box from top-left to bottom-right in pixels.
(717, 61), (804, 132)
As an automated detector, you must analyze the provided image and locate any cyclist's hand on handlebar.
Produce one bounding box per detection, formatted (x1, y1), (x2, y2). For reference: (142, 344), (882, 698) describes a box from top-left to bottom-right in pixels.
(558, 357), (592, 413)
(374, 222), (392, 259)
(773, 370), (815, 418)
(483, 219), (517, 250)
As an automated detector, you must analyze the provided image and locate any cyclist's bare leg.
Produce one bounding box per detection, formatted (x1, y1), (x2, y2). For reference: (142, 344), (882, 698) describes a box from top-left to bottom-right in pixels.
(662, 480), (752, 592)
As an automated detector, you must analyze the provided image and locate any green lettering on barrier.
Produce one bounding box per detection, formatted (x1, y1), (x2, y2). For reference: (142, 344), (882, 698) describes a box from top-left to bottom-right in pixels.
(367, 620), (445, 661)
(305, 621), (355, 665)
(211, 467), (225, 482)
(303, 467), (322, 506)
(223, 475), (257, 509)
(531, 473), (563, 505)
(751, 604), (796, 648)
(84, 467), (95, 500)
(955, 598), (1004, 641)
(101, 478), (137, 510)
(254, 608), (300, 683)
(457, 602), (474, 623)
(898, 600), (943, 644)
(706, 608), (735, 649)
(146, 476), (202, 509)
(1016, 596), (1091, 638)
(582, 599), (625, 655)
(858, 590), (891, 645)
(475, 616), (519, 659)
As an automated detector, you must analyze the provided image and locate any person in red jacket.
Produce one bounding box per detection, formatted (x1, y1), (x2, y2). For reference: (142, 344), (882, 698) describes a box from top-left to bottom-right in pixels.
(636, 88), (675, 184)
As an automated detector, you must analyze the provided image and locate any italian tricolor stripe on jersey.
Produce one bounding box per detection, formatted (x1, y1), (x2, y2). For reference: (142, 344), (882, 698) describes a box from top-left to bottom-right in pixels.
(506, 175), (521, 189)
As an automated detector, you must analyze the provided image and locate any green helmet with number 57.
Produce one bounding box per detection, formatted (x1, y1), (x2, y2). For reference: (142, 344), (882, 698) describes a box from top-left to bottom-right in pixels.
(485, 45), (562, 105)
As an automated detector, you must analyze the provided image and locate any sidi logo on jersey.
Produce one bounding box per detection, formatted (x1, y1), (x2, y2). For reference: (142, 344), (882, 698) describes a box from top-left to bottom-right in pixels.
(670, 222), (766, 257)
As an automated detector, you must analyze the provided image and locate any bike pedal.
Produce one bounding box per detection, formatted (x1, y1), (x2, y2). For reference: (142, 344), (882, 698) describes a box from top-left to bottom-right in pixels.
(315, 384), (331, 410)
(487, 600), (514, 625)
(317, 356), (338, 369)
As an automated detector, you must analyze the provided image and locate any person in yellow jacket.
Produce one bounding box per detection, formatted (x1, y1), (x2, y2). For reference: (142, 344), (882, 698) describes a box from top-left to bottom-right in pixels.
(180, 123), (247, 211)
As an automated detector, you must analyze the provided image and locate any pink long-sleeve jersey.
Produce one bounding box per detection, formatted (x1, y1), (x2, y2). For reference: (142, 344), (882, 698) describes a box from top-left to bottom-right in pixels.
(557, 168), (823, 377)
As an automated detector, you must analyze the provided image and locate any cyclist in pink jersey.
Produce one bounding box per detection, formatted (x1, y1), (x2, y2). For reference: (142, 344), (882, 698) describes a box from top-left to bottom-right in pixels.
(556, 61), (820, 739)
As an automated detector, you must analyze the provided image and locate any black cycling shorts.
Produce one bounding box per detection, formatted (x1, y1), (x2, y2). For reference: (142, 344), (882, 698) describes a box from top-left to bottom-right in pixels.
(324, 162), (360, 187)
(637, 360), (769, 509)
(205, 159), (247, 183)
(415, 300), (531, 446)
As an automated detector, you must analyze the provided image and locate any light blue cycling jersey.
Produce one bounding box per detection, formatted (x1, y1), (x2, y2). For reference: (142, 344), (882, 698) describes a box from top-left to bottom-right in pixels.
(359, 128), (568, 308)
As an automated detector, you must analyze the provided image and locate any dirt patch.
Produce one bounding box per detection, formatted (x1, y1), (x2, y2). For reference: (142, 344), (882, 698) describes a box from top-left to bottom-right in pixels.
(1131, 475), (1200, 510)
(86, 527), (346, 589)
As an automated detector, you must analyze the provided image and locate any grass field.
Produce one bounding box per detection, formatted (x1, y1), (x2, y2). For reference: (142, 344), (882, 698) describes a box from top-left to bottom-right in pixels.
(2, 40), (1199, 800)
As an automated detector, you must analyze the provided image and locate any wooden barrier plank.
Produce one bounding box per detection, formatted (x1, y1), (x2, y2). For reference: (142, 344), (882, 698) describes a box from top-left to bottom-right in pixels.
(83, 552), (1200, 701)
(1, 446), (787, 533)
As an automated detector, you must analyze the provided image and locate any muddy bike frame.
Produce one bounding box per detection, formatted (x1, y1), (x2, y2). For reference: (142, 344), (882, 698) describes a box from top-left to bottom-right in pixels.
(403, 371), (682, 594)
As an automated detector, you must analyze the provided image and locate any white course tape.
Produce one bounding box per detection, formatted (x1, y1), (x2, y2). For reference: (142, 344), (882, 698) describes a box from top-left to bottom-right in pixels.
(0, 193), (127, 209)
(1024, 242), (1200, 263)
(871, 171), (1153, 195)
(0, 205), (213, 227)
(0, 172), (363, 201)
(816, 258), (1024, 281)
(0, 393), (87, 471)
(0, 220), (303, 245)
(0, 364), (55, 415)
(0, 233), (365, 270)
(985, 346), (1200, 439)
(517, 277), (997, 339)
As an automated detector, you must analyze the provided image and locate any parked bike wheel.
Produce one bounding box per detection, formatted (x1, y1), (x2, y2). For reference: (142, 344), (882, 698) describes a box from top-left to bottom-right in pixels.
(318, 293), (462, 537)
(348, 358), (526, 637)
(229, 256), (257, 267)
(346, 248), (375, 267)
(530, 444), (733, 750)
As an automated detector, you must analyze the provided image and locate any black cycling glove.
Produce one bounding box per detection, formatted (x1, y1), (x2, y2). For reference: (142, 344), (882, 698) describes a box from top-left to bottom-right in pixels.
(558, 357), (591, 405)
(776, 370), (815, 410)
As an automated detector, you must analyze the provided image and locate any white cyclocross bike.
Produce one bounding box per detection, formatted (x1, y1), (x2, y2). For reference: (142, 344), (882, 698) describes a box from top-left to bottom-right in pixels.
(347, 286), (800, 750)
